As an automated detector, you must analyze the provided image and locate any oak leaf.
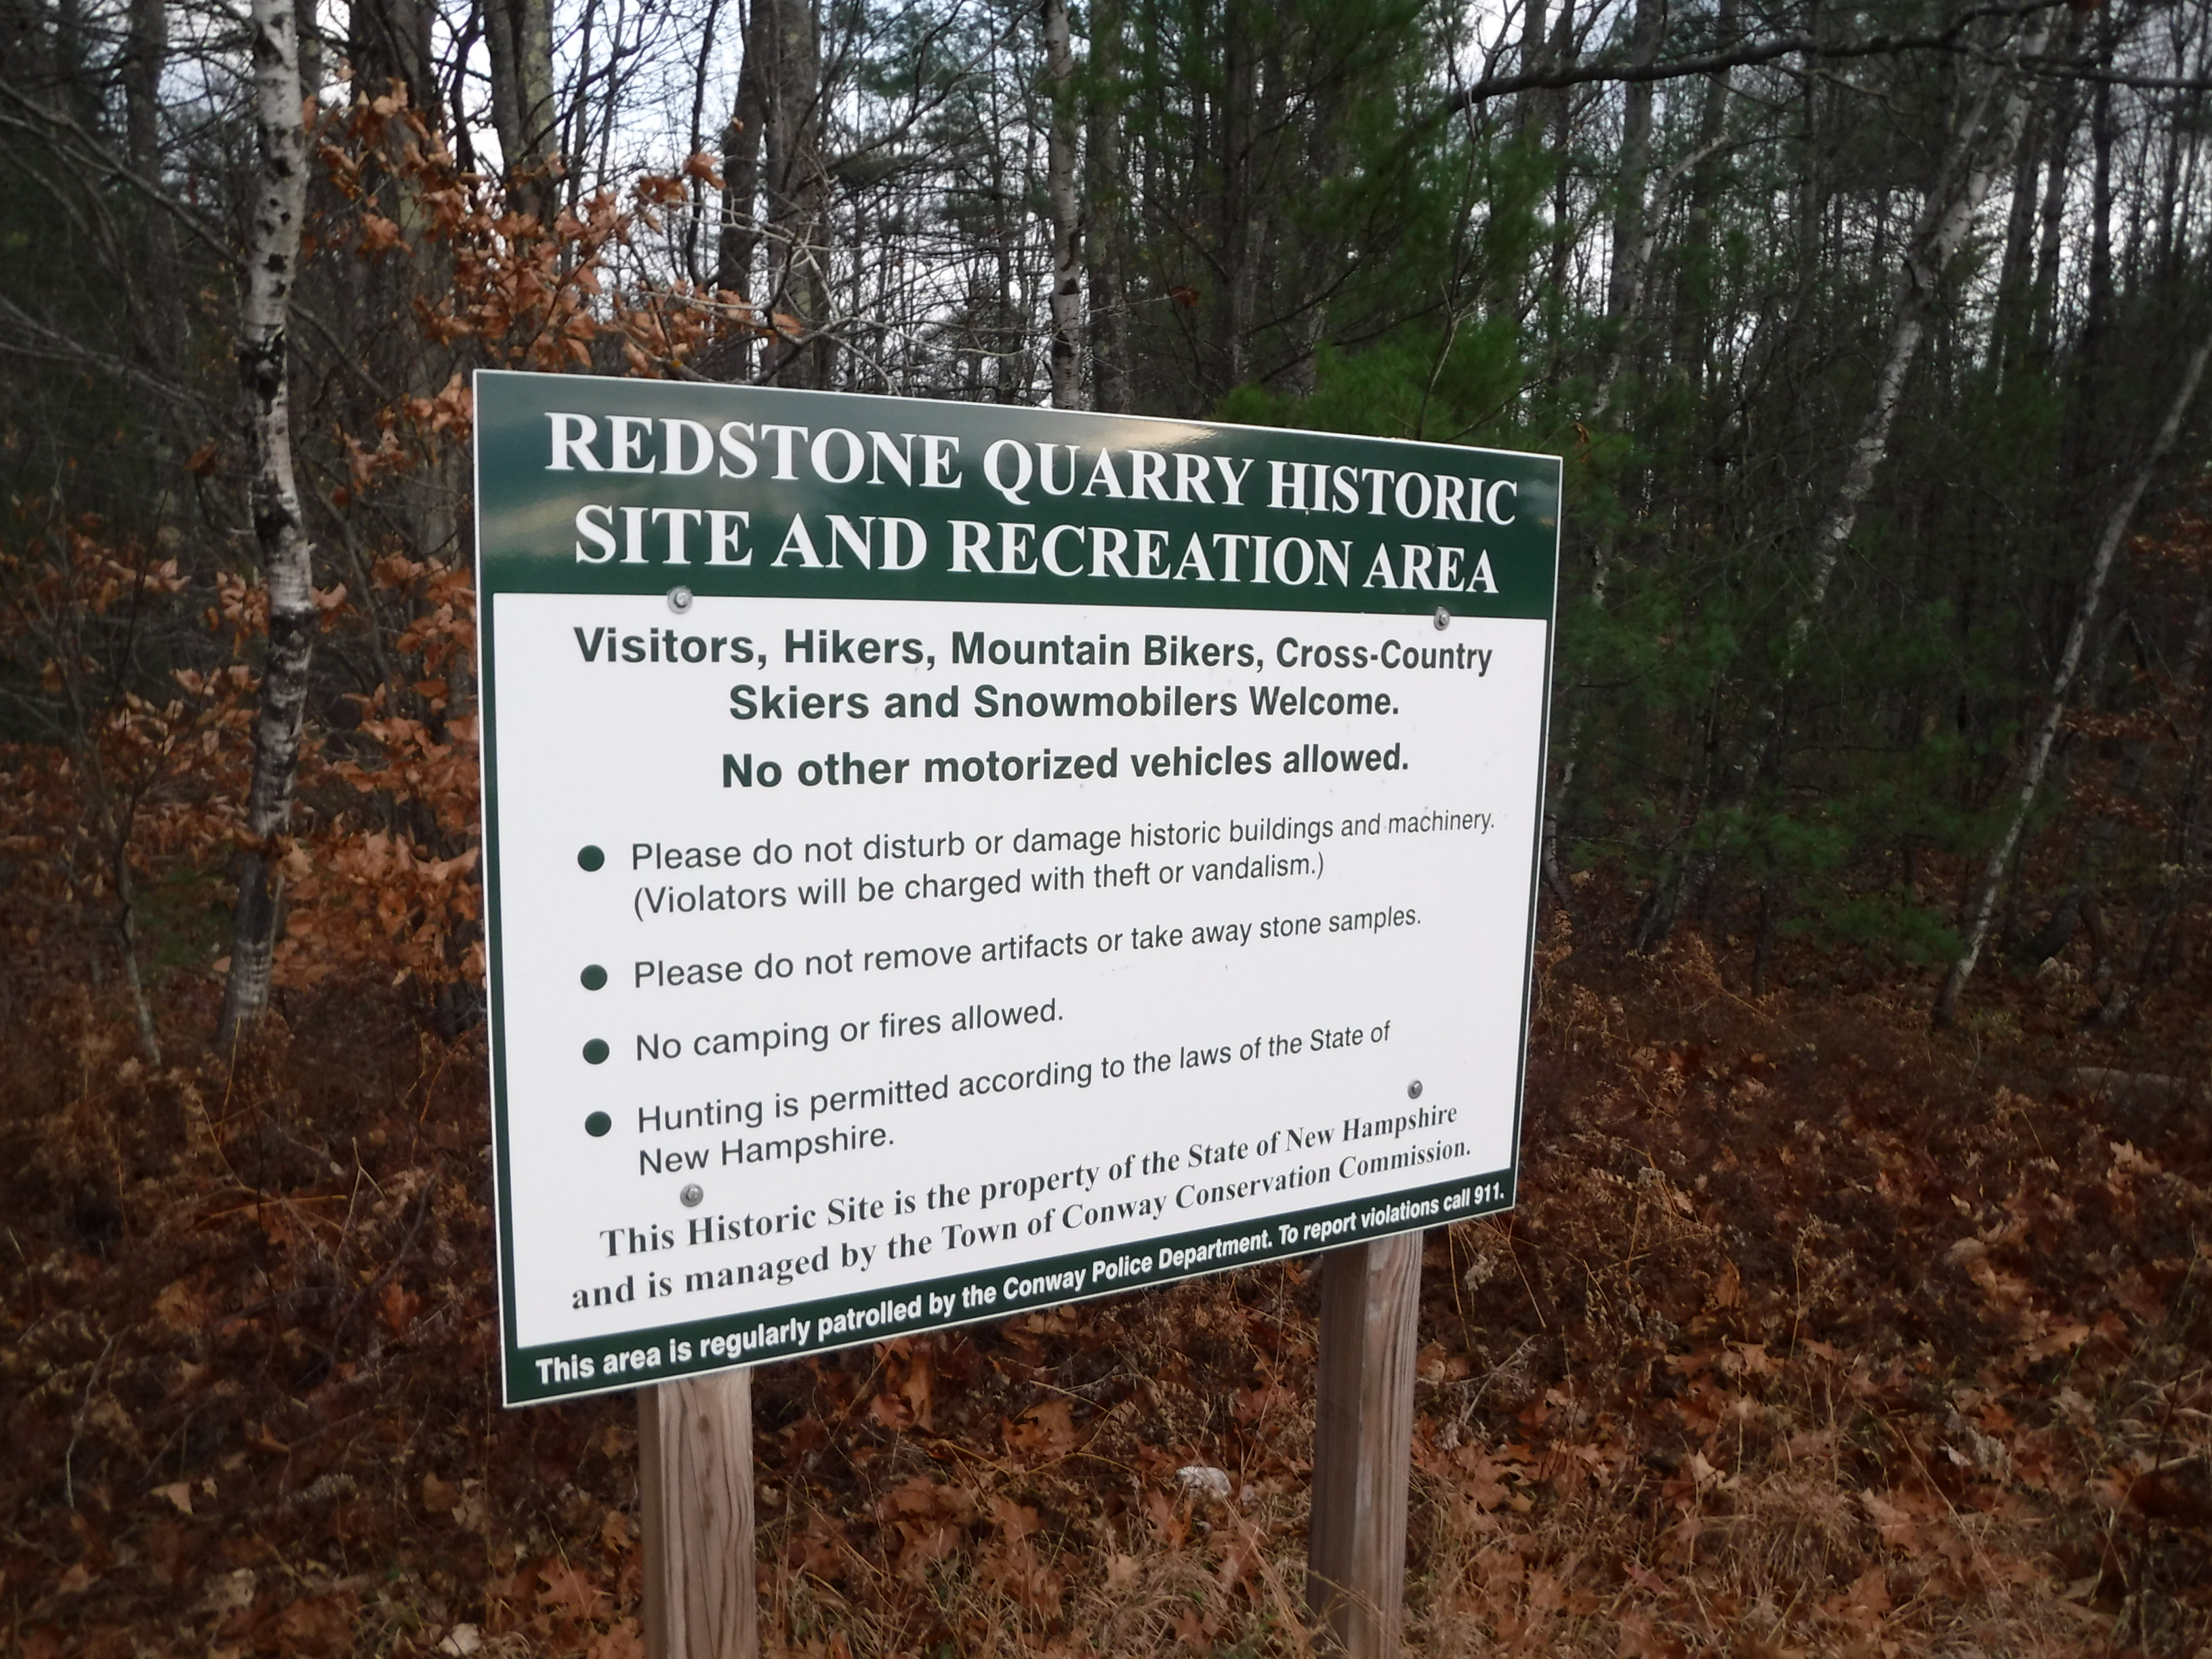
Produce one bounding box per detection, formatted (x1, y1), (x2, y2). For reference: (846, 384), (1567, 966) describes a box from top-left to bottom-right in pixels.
(1003, 1399), (1080, 1461)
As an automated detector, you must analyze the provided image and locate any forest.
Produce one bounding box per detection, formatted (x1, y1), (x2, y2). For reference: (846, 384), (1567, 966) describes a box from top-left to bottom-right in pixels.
(3, 0), (2211, 1650)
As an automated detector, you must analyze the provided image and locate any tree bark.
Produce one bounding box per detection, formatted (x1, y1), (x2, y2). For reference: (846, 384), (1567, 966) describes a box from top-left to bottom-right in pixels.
(762, 0), (827, 388)
(1515, 0), (1549, 136)
(718, 0), (772, 377)
(680, 0), (726, 285)
(1082, 0), (1130, 412)
(1210, 0), (1260, 396)
(121, 0), (163, 173)
(1043, 0), (1082, 409)
(1604, 0), (1667, 323)
(346, 0), (434, 120)
(2028, 74), (2076, 364)
(485, 0), (556, 220)
(121, 0), (189, 365)
(219, 0), (315, 1049)
(1934, 321), (2212, 1025)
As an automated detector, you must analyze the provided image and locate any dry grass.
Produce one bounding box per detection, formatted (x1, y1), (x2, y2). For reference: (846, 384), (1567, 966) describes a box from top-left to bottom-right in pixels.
(5, 899), (2211, 1658)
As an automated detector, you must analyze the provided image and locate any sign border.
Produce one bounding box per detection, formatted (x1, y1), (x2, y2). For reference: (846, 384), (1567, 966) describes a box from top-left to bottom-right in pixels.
(472, 372), (1561, 1405)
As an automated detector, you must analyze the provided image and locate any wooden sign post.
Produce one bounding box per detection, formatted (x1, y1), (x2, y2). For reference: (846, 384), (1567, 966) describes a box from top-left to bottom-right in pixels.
(640, 1372), (756, 1659)
(638, 1234), (1420, 1659)
(1307, 1235), (1422, 1656)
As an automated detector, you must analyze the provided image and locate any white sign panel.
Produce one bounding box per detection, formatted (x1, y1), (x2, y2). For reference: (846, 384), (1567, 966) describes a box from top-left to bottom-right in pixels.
(476, 373), (1557, 1402)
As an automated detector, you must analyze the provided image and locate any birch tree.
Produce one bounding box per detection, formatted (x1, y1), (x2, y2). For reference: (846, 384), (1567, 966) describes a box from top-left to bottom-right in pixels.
(217, 0), (313, 1048)
(1933, 321), (2212, 1025)
(1784, 14), (2050, 655)
(1042, 0), (1082, 408)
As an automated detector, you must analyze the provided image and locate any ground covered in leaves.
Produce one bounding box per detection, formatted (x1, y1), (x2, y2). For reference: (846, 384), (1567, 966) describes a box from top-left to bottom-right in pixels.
(4, 904), (2211, 1658)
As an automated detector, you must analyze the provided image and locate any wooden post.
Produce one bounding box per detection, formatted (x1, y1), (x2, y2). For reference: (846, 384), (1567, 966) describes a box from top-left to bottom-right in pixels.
(1307, 1234), (1422, 1658)
(640, 1370), (758, 1659)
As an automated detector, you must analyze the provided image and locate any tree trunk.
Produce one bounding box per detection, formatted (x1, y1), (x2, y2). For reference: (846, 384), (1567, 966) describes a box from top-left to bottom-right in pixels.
(2066, 20), (2117, 487)
(121, 0), (188, 365)
(1990, 102), (2041, 375)
(485, 0), (556, 220)
(1042, 0), (1082, 409)
(1543, 0), (1577, 306)
(219, 0), (315, 1050)
(2028, 76), (2076, 364)
(1515, 0), (1548, 137)
(1211, 0), (1258, 395)
(718, 0), (772, 377)
(1083, 0), (1130, 412)
(762, 0), (827, 388)
(1934, 321), (2212, 1025)
(121, 0), (163, 172)
(1603, 0), (1666, 323)
(346, 0), (434, 119)
(680, 0), (726, 285)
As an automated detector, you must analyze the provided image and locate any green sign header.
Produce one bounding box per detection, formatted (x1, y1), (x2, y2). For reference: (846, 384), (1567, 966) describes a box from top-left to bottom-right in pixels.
(476, 371), (1561, 619)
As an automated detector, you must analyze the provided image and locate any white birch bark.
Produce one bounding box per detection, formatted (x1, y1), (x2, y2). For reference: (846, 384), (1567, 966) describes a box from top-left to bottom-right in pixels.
(1786, 20), (2048, 655)
(1933, 323), (2212, 1024)
(1043, 0), (1082, 409)
(218, 0), (314, 1046)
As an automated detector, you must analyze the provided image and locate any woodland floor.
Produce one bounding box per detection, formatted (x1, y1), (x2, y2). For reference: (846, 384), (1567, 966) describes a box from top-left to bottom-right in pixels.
(4, 887), (2211, 1659)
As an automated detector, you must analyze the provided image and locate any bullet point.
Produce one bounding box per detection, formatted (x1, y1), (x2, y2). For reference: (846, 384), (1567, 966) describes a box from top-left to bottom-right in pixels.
(581, 964), (607, 990)
(585, 1111), (611, 1137)
(583, 1039), (609, 1065)
(577, 845), (605, 872)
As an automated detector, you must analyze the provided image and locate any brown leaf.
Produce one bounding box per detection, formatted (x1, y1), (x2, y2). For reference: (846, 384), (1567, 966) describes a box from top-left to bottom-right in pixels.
(1712, 1258), (1743, 1308)
(899, 1344), (935, 1430)
(1617, 1612), (1689, 1658)
(598, 1509), (637, 1555)
(153, 1276), (212, 1329)
(987, 1494), (1042, 1544)
(535, 1559), (611, 1625)
(382, 1279), (424, 1334)
(276, 1593), (356, 1656)
(1003, 1399), (1080, 1462)
(588, 1622), (644, 1659)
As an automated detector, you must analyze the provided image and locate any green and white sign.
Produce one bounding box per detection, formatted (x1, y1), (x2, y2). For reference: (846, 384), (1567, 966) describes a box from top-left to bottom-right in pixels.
(474, 370), (1559, 1404)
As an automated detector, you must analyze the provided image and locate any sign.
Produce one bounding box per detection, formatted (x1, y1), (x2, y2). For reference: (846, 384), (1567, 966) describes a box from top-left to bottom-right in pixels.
(474, 370), (1559, 1404)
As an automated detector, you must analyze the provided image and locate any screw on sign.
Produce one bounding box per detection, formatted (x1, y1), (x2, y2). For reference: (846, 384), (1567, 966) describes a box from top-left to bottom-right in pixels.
(472, 371), (1557, 1659)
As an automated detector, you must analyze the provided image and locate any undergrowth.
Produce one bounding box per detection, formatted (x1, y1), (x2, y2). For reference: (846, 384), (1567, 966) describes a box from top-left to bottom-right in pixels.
(3, 888), (2210, 1658)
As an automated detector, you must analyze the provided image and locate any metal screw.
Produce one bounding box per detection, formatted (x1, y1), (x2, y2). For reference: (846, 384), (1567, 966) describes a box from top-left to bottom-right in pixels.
(668, 586), (695, 615)
(1407, 1080), (1423, 1099)
(680, 1183), (704, 1207)
(1433, 606), (1450, 630)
